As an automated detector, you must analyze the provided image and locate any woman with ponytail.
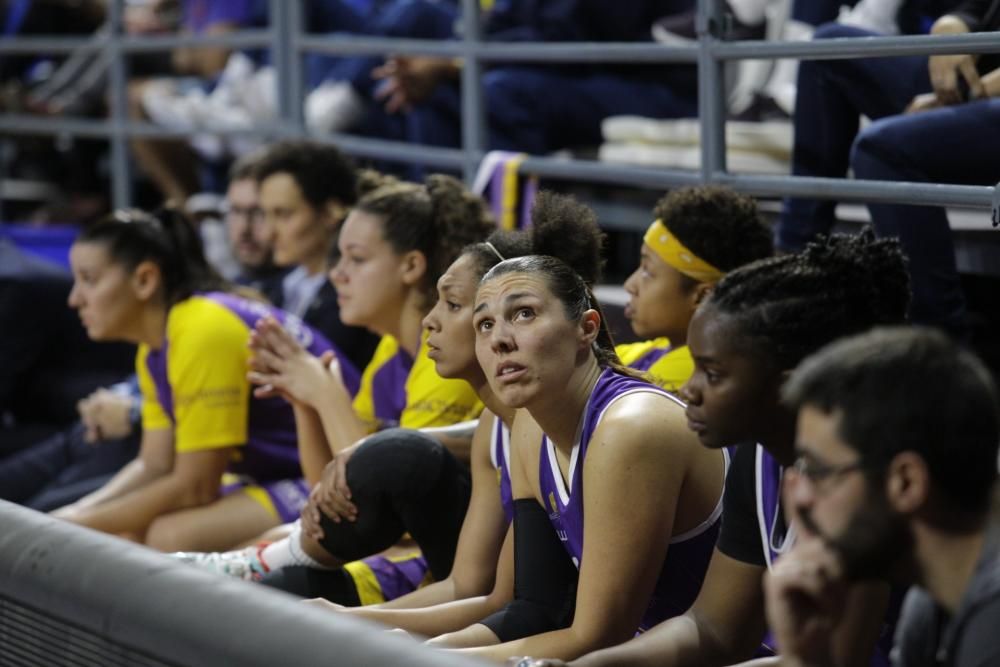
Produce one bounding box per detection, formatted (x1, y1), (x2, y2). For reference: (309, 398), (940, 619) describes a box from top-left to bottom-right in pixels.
(56, 208), (354, 551)
(176, 174), (492, 595)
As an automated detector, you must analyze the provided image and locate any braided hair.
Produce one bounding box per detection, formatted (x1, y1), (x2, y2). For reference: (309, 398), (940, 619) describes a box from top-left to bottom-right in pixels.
(707, 228), (910, 369)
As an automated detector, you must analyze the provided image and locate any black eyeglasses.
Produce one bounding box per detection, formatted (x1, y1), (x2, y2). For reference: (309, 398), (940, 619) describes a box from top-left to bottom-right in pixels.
(792, 455), (872, 485)
(223, 206), (265, 224)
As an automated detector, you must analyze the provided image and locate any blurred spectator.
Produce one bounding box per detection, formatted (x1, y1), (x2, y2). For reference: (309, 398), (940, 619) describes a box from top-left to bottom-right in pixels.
(776, 0), (1000, 336)
(129, 0), (266, 204)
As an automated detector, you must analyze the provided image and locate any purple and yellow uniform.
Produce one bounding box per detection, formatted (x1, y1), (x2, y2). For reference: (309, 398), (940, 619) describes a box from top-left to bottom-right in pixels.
(616, 338), (693, 395)
(352, 333), (483, 433)
(537, 368), (723, 633)
(339, 332), (484, 603)
(136, 291), (359, 522)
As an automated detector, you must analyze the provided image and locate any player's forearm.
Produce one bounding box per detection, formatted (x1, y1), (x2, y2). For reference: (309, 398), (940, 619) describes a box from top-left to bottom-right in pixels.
(63, 472), (215, 538)
(570, 613), (730, 667)
(360, 595), (504, 638)
(314, 391), (368, 457)
(371, 578), (458, 610)
(60, 458), (164, 512)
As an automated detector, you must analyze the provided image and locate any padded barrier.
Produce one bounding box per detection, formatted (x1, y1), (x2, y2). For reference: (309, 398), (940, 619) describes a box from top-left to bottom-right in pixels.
(0, 500), (486, 667)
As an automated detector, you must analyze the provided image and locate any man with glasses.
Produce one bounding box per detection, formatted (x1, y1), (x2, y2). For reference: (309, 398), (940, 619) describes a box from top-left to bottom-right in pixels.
(766, 326), (1000, 667)
(224, 153), (284, 295)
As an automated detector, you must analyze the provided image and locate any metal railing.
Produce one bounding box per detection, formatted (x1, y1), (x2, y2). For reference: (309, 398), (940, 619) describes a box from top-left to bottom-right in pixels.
(0, 0), (997, 223)
(0, 500), (484, 667)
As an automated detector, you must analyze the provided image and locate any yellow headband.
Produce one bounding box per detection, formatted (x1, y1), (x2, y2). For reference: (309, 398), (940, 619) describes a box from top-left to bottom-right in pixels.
(643, 219), (724, 283)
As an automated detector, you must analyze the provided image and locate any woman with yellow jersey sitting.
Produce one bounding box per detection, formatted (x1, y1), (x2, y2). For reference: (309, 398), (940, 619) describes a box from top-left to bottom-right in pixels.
(178, 173), (493, 590)
(56, 208), (356, 551)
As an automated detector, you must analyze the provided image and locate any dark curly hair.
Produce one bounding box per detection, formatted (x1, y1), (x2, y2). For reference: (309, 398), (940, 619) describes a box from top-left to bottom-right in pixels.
(653, 186), (773, 281)
(254, 140), (358, 210)
(707, 227), (910, 370)
(472, 192), (632, 373)
(356, 174), (495, 307)
(463, 191), (605, 285)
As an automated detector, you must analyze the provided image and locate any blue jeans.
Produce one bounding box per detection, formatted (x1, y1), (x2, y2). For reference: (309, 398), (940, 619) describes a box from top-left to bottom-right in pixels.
(406, 65), (698, 155)
(851, 98), (1000, 333)
(777, 24), (931, 249)
(774, 23), (988, 334)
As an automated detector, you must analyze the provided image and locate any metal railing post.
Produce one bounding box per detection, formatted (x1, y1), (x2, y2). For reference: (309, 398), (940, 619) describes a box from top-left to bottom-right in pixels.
(107, 0), (132, 209)
(460, 0), (485, 184)
(271, 0), (303, 134)
(697, 0), (728, 184)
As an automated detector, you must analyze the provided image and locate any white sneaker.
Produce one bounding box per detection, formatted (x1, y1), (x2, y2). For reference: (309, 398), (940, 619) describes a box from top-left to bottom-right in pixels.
(305, 80), (365, 134)
(172, 544), (270, 582)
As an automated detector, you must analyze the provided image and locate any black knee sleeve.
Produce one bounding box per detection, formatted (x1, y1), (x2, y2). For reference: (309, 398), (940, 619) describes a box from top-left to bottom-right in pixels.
(480, 499), (577, 642)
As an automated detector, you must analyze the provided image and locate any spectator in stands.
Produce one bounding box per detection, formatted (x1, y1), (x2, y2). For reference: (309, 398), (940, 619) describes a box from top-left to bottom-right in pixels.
(252, 140), (380, 373)
(524, 229), (910, 667)
(129, 0), (265, 204)
(776, 1), (1000, 337)
(0, 152), (282, 512)
(765, 326), (1000, 667)
(312, 0), (699, 162)
(52, 207), (355, 551)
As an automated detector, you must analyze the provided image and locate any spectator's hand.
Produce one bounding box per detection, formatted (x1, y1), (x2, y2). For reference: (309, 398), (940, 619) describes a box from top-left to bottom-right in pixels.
(248, 318), (346, 407)
(905, 92), (943, 114)
(929, 53), (985, 104)
(372, 56), (456, 113)
(77, 389), (135, 443)
(316, 440), (366, 524)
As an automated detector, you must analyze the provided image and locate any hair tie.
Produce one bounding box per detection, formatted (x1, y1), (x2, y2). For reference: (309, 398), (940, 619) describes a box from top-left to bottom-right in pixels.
(483, 241), (505, 262)
(644, 219), (724, 283)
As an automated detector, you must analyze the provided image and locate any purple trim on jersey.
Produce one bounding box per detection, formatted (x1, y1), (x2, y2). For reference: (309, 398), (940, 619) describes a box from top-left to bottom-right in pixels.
(363, 554), (430, 601)
(370, 343), (414, 430)
(627, 344), (673, 373)
(492, 417), (514, 525)
(146, 341), (174, 421)
(221, 477), (310, 523)
(145, 292), (349, 483)
(755, 446), (790, 569)
(537, 368), (719, 632)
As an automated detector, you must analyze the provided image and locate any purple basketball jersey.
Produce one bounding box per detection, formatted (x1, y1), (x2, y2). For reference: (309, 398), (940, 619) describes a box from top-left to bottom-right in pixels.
(537, 368), (721, 632)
